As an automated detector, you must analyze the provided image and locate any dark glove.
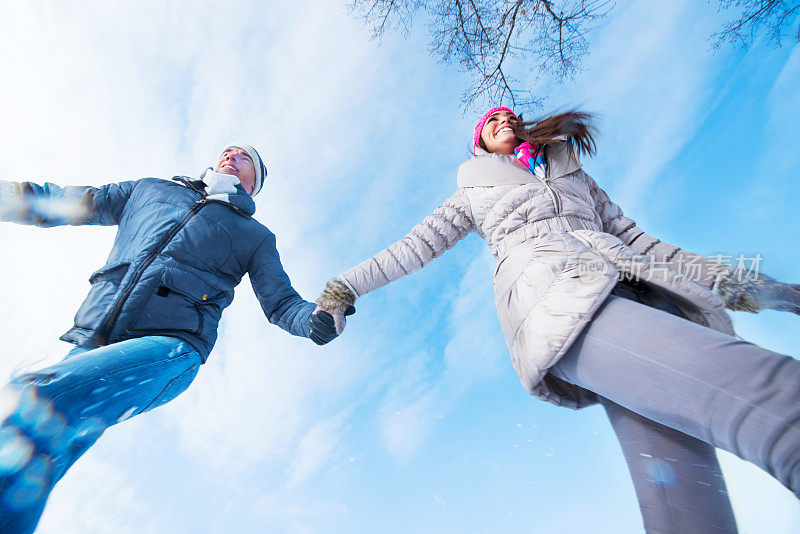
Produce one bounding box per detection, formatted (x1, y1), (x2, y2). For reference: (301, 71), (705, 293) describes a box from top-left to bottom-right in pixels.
(309, 278), (358, 345)
(716, 271), (800, 315)
(308, 305), (356, 346)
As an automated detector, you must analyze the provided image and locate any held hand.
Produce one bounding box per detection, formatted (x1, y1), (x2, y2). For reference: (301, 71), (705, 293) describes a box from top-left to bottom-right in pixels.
(308, 308), (339, 345)
(716, 271), (800, 315)
(308, 305), (356, 345)
(309, 279), (357, 345)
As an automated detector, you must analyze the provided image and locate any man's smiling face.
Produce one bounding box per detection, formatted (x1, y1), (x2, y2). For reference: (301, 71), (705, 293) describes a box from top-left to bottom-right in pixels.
(214, 146), (256, 194)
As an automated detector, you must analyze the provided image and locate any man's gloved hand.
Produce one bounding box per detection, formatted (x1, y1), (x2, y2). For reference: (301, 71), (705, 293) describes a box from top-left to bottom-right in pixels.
(308, 306), (355, 345)
(716, 270), (800, 315)
(309, 279), (357, 345)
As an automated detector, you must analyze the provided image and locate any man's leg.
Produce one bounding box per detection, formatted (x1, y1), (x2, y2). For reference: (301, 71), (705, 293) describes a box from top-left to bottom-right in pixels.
(0, 336), (201, 534)
(600, 396), (738, 534)
(549, 295), (800, 497)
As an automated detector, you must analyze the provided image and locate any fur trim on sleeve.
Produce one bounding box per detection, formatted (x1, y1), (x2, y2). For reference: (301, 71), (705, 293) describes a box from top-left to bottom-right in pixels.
(715, 275), (761, 312)
(317, 278), (356, 310)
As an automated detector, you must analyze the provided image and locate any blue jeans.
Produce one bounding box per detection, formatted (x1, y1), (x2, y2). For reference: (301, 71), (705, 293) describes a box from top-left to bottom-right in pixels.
(551, 295), (800, 533)
(0, 336), (201, 534)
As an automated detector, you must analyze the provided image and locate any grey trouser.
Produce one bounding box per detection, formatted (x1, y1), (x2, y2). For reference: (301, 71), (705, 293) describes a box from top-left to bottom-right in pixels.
(599, 396), (737, 533)
(550, 294), (800, 533)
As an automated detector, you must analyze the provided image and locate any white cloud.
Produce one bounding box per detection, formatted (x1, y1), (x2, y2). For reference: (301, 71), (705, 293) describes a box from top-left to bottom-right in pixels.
(287, 414), (348, 488)
(719, 450), (800, 533)
(764, 45), (800, 173)
(378, 370), (438, 460)
(441, 251), (506, 389)
(38, 454), (165, 534)
(377, 250), (506, 460)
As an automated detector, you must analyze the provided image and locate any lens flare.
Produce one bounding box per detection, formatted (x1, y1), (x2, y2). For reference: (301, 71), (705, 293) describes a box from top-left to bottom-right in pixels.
(0, 427), (34, 475)
(2, 456), (51, 510)
(645, 459), (678, 486)
(0, 387), (21, 422)
(34, 409), (67, 443)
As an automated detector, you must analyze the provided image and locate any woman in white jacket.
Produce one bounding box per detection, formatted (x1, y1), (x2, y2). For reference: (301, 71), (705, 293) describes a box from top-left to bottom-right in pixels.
(317, 107), (800, 533)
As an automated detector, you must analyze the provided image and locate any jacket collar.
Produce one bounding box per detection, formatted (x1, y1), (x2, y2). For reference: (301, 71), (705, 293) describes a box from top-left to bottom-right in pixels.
(225, 182), (257, 217)
(457, 141), (582, 187)
(172, 176), (256, 217)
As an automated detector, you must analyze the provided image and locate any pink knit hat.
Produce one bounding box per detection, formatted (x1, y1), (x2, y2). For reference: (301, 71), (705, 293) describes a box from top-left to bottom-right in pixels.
(473, 106), (515, 154)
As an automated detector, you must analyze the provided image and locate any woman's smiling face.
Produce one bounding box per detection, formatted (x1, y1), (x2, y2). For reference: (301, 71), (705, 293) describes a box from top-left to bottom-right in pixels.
(480, 110), (521, 155)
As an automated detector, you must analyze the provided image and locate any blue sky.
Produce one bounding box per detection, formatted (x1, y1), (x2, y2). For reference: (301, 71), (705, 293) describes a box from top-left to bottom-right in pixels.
(0, 1), (798, 533)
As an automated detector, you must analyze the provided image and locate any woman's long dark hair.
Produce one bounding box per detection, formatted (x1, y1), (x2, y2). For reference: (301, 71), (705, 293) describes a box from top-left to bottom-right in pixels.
(479, 110), (598, 158)
(519, 111), (597, 158)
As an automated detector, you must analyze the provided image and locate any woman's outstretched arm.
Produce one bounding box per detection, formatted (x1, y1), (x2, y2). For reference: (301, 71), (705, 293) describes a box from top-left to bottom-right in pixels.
(320, 189), (474, 309)
(0, 180), (137, 227)
(584, 173), (800, 314)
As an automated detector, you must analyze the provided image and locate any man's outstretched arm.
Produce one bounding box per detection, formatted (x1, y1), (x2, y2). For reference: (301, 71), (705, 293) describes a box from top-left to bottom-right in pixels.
(249, 231), (344, 344)
(0, 180), (137, 227)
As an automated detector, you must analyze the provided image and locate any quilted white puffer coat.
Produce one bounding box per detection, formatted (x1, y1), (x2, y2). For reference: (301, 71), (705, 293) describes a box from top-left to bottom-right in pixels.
(340, 142), (735, 408)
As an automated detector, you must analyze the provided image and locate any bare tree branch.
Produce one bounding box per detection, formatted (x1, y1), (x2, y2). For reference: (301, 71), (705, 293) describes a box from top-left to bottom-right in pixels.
(347, 0), (425, 38)
(349, 0), (613, 113)
(348, 1), (799, 113)
(710, 0), (800, 49)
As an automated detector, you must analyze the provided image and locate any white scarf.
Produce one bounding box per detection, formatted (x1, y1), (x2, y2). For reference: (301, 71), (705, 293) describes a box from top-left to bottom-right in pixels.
(203, 170), (241, 202)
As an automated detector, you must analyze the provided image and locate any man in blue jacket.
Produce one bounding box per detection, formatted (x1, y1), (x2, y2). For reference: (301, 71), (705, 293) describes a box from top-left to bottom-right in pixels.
(0, 144), (347, 533)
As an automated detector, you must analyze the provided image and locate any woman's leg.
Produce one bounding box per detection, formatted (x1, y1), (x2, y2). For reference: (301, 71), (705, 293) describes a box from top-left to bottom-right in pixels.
(0, 336), (201, 534)
(600, 396), (738, 534)
(549, 294), (800, 497)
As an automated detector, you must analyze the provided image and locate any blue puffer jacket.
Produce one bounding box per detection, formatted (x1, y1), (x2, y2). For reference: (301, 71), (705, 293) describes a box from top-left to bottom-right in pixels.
(0, 176), (316, 361)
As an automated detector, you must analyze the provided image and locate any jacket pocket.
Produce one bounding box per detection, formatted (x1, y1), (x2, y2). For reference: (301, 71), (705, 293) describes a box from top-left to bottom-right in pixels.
(129, 268), (227, 336)
(73, 261), (131, 330)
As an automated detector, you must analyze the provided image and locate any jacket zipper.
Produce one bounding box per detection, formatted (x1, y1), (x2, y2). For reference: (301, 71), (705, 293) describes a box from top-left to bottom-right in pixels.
(95, 179), (253, 345)
(537, 174), (561, 212)
(95, 197), (209, 345)
(534, 172), (576, 231)
(528, 144), (575, 231)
